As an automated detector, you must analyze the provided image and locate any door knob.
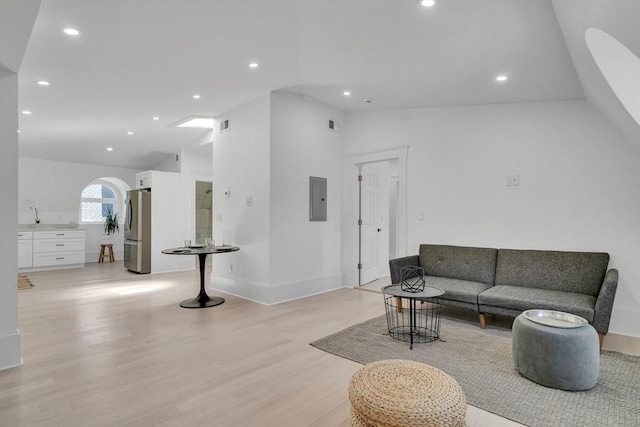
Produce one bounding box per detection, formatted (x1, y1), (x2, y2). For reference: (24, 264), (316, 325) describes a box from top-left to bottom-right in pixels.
(377, 228), (382, 232)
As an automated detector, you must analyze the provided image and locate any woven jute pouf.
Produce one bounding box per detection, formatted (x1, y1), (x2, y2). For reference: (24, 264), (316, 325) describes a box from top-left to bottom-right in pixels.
(348, 359), (467, 427)
(350, 407), (373, 427)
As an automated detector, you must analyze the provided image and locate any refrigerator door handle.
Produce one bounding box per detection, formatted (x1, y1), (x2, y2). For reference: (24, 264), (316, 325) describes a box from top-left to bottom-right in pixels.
(128, 198), (133, 230)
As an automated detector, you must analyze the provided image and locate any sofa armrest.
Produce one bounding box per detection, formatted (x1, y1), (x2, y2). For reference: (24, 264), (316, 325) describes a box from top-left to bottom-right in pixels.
(592, 269), (618, 335)
(388, 255), (420, 284)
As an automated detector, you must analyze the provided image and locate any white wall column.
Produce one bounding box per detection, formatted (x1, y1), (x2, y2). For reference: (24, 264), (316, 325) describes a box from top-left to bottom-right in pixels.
(0, 71), (22, 369)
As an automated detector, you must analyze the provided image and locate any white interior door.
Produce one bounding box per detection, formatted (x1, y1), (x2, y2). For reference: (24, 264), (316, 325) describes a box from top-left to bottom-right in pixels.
(360, 162), (389, 285)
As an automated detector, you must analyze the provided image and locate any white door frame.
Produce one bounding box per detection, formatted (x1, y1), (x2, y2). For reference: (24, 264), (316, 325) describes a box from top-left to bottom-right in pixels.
(345, 146), (408, 286)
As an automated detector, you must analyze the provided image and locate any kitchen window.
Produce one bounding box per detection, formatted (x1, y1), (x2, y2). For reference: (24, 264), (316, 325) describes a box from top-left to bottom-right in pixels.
(80, 182), (120, 223)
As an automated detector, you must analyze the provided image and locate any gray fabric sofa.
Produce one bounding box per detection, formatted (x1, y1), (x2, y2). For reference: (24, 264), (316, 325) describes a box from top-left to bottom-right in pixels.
(389, 244), (618, 345)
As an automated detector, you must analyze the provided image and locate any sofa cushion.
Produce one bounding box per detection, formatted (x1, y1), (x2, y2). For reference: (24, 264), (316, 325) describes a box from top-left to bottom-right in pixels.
(478, 285), (596, 322)
(422, 276), (492, 305)
(495, 249), (609, 296)
(419, 244), (498, 285)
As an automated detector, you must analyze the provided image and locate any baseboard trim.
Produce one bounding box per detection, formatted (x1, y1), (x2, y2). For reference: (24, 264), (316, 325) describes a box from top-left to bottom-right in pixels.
(603, 332), (640, 356)
(210, 274), (343, 305)
(0, 330), (22, 371)
(18, 263), (84, 273)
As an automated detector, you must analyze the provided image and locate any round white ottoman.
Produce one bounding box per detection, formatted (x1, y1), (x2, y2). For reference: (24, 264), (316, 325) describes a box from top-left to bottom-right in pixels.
(512, 310), (599, 391)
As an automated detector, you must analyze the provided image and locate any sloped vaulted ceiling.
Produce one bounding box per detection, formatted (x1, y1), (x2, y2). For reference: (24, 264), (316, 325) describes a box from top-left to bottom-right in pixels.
(552, 0), (640, 151)
(17, 0), (587, 169)
(12, 0), (639, 167)
(0, 0), (41, 73)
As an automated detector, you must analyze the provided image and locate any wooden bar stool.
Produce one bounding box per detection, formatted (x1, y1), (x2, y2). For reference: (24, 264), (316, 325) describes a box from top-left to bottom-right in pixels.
(98, 244), (115, 263)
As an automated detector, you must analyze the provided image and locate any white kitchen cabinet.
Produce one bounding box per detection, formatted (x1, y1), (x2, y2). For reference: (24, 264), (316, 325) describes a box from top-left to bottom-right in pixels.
(136, 172), (151, 189)
(17, 232), (33, 268)
(19, 229), (86, 271)
(134, 170), (184, 273)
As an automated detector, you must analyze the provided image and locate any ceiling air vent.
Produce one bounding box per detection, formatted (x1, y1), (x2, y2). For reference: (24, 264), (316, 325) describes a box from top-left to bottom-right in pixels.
(328, 119), (340, 132)
(219, 119), (230, 133)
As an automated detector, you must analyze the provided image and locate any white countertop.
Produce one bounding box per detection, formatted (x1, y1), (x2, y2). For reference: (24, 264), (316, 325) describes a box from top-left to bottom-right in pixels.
(19, 224), (86, 231)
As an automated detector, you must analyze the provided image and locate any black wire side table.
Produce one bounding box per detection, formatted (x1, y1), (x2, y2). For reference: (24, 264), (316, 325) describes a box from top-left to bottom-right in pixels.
(382, 284), (445, 350)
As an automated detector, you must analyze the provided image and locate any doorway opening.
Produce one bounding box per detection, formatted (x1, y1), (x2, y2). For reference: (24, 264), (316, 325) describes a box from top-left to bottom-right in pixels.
(358, 161), (391, 285)
(195, 181), (213, 246)
(347, 147), (408, 287)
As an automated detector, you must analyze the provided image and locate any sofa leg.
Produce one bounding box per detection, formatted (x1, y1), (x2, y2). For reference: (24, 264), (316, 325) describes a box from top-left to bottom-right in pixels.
(598, 333), (604, 350)
(479, 313), (486, 329)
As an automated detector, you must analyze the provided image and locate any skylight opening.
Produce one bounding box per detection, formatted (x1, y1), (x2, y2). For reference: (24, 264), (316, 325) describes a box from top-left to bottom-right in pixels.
(585, 28), (640, 126)
(173, 116), (215, 129)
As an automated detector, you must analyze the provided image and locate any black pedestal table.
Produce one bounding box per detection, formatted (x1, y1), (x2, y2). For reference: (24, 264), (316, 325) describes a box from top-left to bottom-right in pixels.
(161, 246), (239, 308)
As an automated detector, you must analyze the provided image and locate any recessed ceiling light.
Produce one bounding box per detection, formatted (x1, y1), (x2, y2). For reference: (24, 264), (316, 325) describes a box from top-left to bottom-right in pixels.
(496, 75), (508, 82)
(36, 80), (50, 86)
(249, 62), (259, 68)
(106, 147), (114, 152)
(193, 94), (201, 99)
(152, 117), (160, 121)
(127, 131), (134, 135)
(63, 28), (80, 36)
(22, 110), (32, 115)
(172, 116), (215, 129)
(343, 91), (351, 96)
(419, 0), (436, 7)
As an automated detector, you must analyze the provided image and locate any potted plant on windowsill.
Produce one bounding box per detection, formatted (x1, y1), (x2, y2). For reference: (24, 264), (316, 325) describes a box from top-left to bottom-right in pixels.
(102, 207), (119, 243)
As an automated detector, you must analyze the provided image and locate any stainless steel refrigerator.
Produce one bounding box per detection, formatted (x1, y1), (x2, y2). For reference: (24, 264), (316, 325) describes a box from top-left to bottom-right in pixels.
(124, 189), (151, 273)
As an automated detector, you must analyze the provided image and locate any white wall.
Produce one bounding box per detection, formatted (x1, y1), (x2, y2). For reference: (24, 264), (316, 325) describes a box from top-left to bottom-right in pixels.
(18, 157), (142, 262)
(268, 92), (345, 300)
(154, 153), (181, 173)
(0, 71), (22, 369)
(345, 100), (640, 338)
(210, 93), (346, 304)
(210, 95), (271, 298)
(0, 0), (41, 370)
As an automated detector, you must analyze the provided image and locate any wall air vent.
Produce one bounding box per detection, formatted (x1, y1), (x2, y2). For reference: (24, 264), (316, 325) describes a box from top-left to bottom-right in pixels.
(328, 119), (340, 132)
(219, 119), (230, 133)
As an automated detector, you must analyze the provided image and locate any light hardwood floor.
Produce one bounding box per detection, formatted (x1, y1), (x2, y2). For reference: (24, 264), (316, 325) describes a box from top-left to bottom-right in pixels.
(1, 262), (522, 427)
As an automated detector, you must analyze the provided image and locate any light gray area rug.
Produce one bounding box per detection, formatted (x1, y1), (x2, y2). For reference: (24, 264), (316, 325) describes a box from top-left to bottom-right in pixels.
(311, 314), (639, 427)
